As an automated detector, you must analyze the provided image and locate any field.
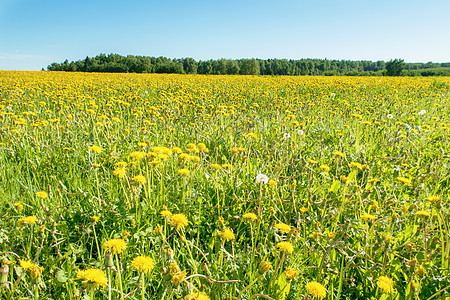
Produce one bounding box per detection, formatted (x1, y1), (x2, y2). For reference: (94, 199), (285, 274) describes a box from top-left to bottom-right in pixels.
(0, 71), (449, 300)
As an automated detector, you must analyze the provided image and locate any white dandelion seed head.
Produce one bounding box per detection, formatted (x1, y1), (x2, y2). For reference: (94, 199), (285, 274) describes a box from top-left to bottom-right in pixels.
(387, 114), (393, 119)
(283, 133), (291, 139)
(297, 129), (305, 136)
(418, 110), (426, 116)
(256, 174), (269, 184)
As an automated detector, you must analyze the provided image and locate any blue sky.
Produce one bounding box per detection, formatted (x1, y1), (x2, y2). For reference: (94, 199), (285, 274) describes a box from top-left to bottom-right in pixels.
(1, 0), (449, 70)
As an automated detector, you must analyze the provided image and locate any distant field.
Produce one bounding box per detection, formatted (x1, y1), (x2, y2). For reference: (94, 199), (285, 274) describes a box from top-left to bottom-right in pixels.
(0, 71), (449, 299)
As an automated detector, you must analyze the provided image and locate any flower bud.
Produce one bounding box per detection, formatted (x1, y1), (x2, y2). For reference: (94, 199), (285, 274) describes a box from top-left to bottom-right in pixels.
(0, 264), (9, 284)
(104, 250), (114, 268)
(258, 261), (272, 274)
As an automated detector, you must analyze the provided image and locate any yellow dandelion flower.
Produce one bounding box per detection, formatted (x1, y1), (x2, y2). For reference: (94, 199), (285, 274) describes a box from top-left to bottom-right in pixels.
(377, 276), (396, 294)
(35, 191), (48, 199)
(131, 255), (154, 274)
(268, 179), (277, 187)
(218, 228), (235, 242)
(426, 195), (441, 205)
(243, 213), (257, 221)
(361, 213), (376, 221)
(18, 216), (38, 226)
(348, 162), (362, 169)
(285, 267), (299, 280)
(397, 177), (412, 185)
(103, 239), (127, 255)
(276, 241), (294, 254)
(300, 207), (309, 214)
(274, 223), (291, 233)
(415, 210), (430, 218)
(30, 265), (44, 280)
(172, 270), (187, 285)
(129, 151), (146, 160)
(112, 167), (126, 178)
(333, 151), (345, 158)
(88, 145), (102, 154)
(91, 215), (100, 223)
(14, 202), (24, 211)
(160, 209), (172, 218)
(76, 268), (108, 288)
(185, 291), (211, 300)
(132, 175), (146, 185)
(319, 165), (330, 172)
(170, 213), (189, 230)
(19, 259), (35, 270)
(305, 281), (327, 299)
(211, 163), (221, 170)
(258, 261), (272, 273)
(178, 168), (190, 176)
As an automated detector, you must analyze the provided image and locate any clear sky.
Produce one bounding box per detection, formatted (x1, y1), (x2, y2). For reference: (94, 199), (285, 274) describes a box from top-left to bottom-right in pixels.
(1, 0), (449, 70)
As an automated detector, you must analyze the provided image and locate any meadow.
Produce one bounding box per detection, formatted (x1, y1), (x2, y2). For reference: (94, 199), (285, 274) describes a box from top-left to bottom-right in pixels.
(0, 71), (449, 300)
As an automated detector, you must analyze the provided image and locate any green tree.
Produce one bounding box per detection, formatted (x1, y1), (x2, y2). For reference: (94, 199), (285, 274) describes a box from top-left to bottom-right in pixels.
(385, 59), (405, 76)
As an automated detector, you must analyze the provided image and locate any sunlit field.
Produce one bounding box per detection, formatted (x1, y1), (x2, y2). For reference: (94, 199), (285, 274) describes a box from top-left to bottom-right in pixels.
(0, 71), (449, 300)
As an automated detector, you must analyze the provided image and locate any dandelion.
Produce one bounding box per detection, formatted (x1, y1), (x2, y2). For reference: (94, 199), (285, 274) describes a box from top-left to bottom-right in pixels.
(178, 168), (190, 176)
(131, 256), (155, 274)
(258, 261), (272, 273)
(112, 167), (126, 178)
(387, 114), (394, 119)
(243, 213), (257, 221)
(276, 241), (294, 254)
(210, 164), (221, 171)
(185, 291), (211, 300)
(305, 281), (327, 299)
(396, 177), (412, 185)
(132, 175), (146, 185)
(91, 215), (100, 223)
(426, 195), (441, 205)
(300, 207), (309, 214)
(76, 268), (108, 289)
(103, 239), (127, 255)
(88, 145), (102, 154)
(274, 223), (291, 233)
(377, 276), (396, 294)
(415, 210), (430, 218)
(333, 151), (345, 157)
(418, 110), (426, 116)
(256, 173), (269, 184)
(160, 209), (172, 218)
(285, 267), (299, 280)
(19, 259), (36, 270)
(18, 216), (38, 226)
(218, 228), (235, 242)
(129, 151), (146, 160)
(268, 179), (277, 187)
(172, 270), (187, 285)
(14, 202), (24, 211)
(170, 213), (189, 230)
(319, 165), (330, 172)
(361, 213), (376, 221)
(35, 191), (48, 199)
(283, 132), (291, 139)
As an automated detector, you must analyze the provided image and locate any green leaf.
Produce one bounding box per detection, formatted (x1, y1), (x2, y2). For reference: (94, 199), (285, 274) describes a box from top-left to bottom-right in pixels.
(329, 180), (341, 193)
(55, 269), (68, 283)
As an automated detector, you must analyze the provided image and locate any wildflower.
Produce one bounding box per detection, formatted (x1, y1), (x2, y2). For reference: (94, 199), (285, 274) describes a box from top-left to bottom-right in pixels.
(112, 167), (126, 178)
(103, 239), (127, 255)
(211, 164), (221, 171)
(415, 210), (430, 218)
(256, 173), (269, 184)
(285, 268), (299, 280)
(88, 145), (102, 154)
(377, 276), (396, 294)
(76, 268), (108, 289)
(132, 175), (146, 185)
(185, 291), (211, 300)
(91, 215), (100, 223)
(274, 223), (291, 233)
(221, 163), (233, 170)
(218, 228), (235, 242)
(361, 213), (376, 221)
(319, 165), (330, 172)
(129, 151), (146, 160)
(172, 270), (187, 284)
(258, 261), (272, 273)
(328, 232), (336, 239)
(14, 202), (24, 211)
(170, 213), (189, 230)
(416, 264), (426, 276)
(243, 213), (257, 221)
(19, 260), (36, 270)
(115, 161), (127, 168)
(131, 256), (155, 274)
(276, 241), (294, 254)
(305, 281), (326, 299)
(333, 151), (345, 158)
(92, 163), (100, 168)
(18, 216), (38, 226)
(283, 132), (291, 139)
(387, 114), (393, 119)
(426, 195), (441, 205)
(418, 110), (426, 116)
(340, 175), (349, 183)
(160, 209), (172, 218)
(30, 265), (44, 282)
(348, 162), (362, 169)
(35, 191), (48, 199)
(178, 169), (190, 176)
(397, 177), (412, 185)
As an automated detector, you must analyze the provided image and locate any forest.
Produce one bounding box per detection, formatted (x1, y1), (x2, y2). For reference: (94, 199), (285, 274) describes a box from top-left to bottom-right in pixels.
(46, 53), (450, 76)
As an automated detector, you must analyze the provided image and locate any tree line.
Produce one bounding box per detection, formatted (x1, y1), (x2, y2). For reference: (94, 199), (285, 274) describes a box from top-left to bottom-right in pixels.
(46, 54), (450, 76)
